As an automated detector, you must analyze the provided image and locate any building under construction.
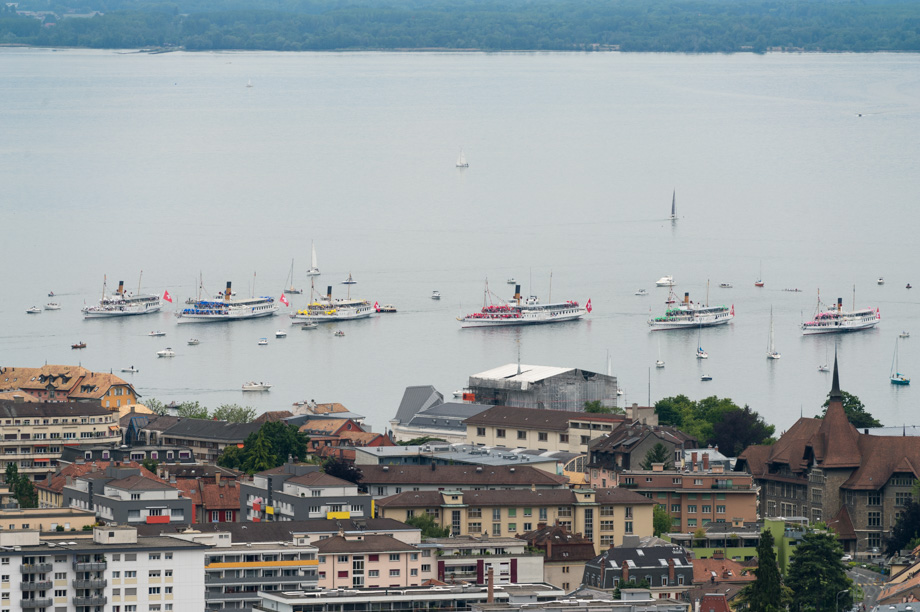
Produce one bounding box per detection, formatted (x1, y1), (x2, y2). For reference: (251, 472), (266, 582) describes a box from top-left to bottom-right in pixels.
(465, 363), (618, 412)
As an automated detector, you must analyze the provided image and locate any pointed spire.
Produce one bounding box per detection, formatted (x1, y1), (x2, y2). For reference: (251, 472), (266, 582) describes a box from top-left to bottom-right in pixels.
(830, 350), (842, 402)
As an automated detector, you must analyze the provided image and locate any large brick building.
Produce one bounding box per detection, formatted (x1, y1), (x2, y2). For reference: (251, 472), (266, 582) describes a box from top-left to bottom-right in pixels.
(737, 359), (920, 557)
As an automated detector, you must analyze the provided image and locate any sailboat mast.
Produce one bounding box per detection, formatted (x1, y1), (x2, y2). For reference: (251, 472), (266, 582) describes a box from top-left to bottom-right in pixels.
(549, 271), (553, 303)
(101, 275), (107, 301)
(671, 190), (676, 217)
(137, 270), (143, 294)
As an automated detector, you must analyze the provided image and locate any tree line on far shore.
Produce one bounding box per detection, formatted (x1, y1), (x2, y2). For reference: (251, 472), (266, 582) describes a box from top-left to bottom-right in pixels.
(2, 0), (920, 52)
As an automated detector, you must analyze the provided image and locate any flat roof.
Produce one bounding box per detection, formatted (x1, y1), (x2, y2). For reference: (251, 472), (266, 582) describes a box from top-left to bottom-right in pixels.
(357, 444), (566, 467)
(469, 364), (573, 384)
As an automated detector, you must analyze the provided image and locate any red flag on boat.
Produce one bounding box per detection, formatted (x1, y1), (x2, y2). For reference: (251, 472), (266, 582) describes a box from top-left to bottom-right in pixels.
(374, 301), (379, 312)
(162, 290), (173, 303)
(877, 308), (881, 319)
(280, 293), (289, 306)
(731, 304), (734, 316)
(586, 299), (592, 313)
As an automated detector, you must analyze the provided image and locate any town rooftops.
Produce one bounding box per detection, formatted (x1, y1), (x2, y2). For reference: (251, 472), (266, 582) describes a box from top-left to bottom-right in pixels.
(313, 534), (417, 554)
(356, 443), (568, 468)
(159, 417), (261, 441)
(589, 422), (697, 454)
(359, 464), (568, 487)
(285, 471), (356, 488)
(37, 461), (159, 495)
(463, 405), (626, 431)
(0, 365), (136, 400)
(591, 545), (692, 570)
(134, 518), (416, 542)
(105, 474), (177, 492)
(377, 487), (655, 509)
(0, 398), (109, 418)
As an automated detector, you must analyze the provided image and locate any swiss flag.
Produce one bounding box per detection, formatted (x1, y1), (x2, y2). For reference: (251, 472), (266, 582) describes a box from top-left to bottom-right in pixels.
(877, 307), (881, 319)
(731, 304), (735, 316)
(374, 301), (379, 312)
(280, 293), (289, 307)
(586, 299), (592, 313)
(162, 290), (173, 303)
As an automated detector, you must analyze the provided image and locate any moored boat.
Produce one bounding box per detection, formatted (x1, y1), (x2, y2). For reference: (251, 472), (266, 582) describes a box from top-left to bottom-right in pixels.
(149, 331), (166, 337)
(187, 338), (200, 345)
(701, 374), (712, 381)
(458, 282), (589, 328)
(275, 330), (287, 338)
(456, 149), (469, 168)
(878, 277), (885, 285)
(801, 291), (879, 335)
(635, 289), (648, 296)
(342, 273), (357, 285)
(72, 341), (86, 349)
(44, 303), (61, 310)
(431, 291), (441, 300)
(82, 275), (161, 318)
(891, 338), (910, 385)
(334, 330), (345, 337)
(378, 304), (397, 313)
(648, 292), (734, 331)
(291, 285), (375, 324)
(121, 366), (139, 373)
(656, 275), (675, 287)
(26, 306), (41, 314)
(258, 338), (268, 345)
(242, 381), (272, 391)
(719, 283), (732, 289)
(156, 348), (175, 357)
(178, 281), (279, 323)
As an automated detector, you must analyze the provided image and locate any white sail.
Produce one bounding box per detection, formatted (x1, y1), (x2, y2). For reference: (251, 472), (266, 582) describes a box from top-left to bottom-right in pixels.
(670, 190), (676, 219)
(456, 150), (469, 168)
(306, 241), (320, 276)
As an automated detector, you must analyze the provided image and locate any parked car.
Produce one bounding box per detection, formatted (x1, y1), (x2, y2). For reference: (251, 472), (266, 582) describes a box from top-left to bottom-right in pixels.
(842, 554), (853, 562)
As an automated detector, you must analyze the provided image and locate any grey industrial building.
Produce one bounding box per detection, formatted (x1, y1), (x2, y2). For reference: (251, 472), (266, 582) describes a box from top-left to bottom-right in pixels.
(466, 364), (618, 412)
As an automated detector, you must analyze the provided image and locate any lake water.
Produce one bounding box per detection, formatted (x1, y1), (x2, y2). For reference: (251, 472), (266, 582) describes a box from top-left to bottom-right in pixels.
(2, 49), (919, 436)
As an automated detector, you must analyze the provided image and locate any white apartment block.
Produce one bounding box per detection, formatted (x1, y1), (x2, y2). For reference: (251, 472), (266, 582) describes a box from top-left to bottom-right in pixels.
(0, 525), (206, 612)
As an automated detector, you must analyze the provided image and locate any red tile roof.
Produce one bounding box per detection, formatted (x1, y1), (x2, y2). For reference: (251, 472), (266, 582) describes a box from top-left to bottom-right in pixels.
(36, 461), (159, 495)
(691, 558), (755, 586)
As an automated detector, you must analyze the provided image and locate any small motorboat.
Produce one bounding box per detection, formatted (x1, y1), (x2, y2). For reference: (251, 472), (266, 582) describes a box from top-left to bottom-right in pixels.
(656, 359), (665, 368)
(900, 331), (910, 339)
(635, 289), (648, 296)
(616, 388), (624, 396)
(48, 291), (55, 297)
(156, 348), (175, 357)
(342, 273), (357, 285)
(783, 288), (802, 293)
(908, 284), (913, 289)
(818, 363), (830, 372)
(431, 291), (441, 300)
(242, 381), (272, 392)
(71, 341), (86, 349)
(696, 347), (708, 359)
(507, 278), (516, 285)
(149, 331), (166, 337)
(719, 283), (732, 289)
(187, 338), (200, 345)
(453, 389), (464, 397)
(26, 306), (41, 314)
(754, 280), (765, 288)
(258, 338), (268, 345)
(44, 303), (61, 310)
(378, 304), (397, 313)
(275, 330), (287, 338)
(301, 322), (318, 330)
(878, 277), (885, 285)
(334, 330), (345, 337)
(701, 374), (713, 381)
(121, 366), (139, 373)
(656, 276), (675, 287)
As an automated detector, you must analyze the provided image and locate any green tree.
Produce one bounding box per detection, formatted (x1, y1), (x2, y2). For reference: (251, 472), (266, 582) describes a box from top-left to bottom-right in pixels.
(886, 499), (920, 556)
(405, 513), (450, 538)
(398, 436), (447, 446)
(654, 395), (774, 451)
(141, 458), (158, 474)
(818, 391), (881, 428)
(144, 397), (169, 415)
(738, 528), (791, 612)
(5, 463), (19, 487)
(640, 442), (674, 470)
(711, 406), (776, 456)
(653, 505), (672, 537)
(176, 401), (209, 419)
(216, 445), (244, 470)
(322, 457), (363, 484)
(584, 400), (623, 414)
(258, 421), (309, 463)
(612, 578), (650, 599)
(212, 403), (256, 423)
(240, 430), (276, 474)
(786, 532), (852, 612)
(5, 464), (37, 508)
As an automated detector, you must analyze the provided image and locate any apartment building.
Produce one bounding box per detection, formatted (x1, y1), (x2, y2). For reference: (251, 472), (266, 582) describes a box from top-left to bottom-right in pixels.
(60, 444), (197, 466)
(360, 464), (568, 498)
(376, 487), (655, 552)
(0, 365), (139, 410)
(0, 525), (206, 612)
(0, 507), (96, 531)
(37, 460), (159, 509)
(64, 464), (192, 525)
(242, 463), (373, 522)
(0, 397), (120, 483)
(611, 462), (758, 533)
(423, 535), (544, 585)
(517, 523), (597, 592)
(463, 405), (629, 455)
(314, 534), (432, 589)
(582, 544), (694, 598)
(587, 423), (697, 481)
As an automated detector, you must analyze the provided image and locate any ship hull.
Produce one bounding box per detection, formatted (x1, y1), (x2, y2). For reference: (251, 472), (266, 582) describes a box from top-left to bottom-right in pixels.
(83, 304), (161, 318)
(801, 319), (879, 335)
(459, 309), (586, 328)
(177, 303), (278, 323)
(648, 314), (734, 331)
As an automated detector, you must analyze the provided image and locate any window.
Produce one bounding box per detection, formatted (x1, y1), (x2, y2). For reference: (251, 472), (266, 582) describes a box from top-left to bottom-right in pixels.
(600, 520), (615, 531)
(581, 436), (590, 445)
(517, 430), (527, 440)
(868, 511), (881, 527)
(164, 570), (172, 577)
(411, 568), (418, 576)
(560, 434), (569, 443)
(469, 522), (482, 533)
(149, 570), (161, 577)
(496, 429), (505, 438)
(868, 491), (881, 505)
(702, 505), (711, 513)
(368, 570), (379, 578)
(687, 519), (697, 527)
(149, 587), (161, 594)
(492, 523), (501, 536)
(507, 508), (516, 517)
(125, 571), (137, 578)
(508, 523), (517, 532)
(539, 508), (547, 521)
(688, 505), (697, 513)
(625, 521), (633, 533)
(671, 504), (681, 513)
(538, 432), (548, 442)
(55, 589), (67, 597)
(164, 586), (173, 594)
(389, 554), (400, 562)
(896, 491), (913, 506)
(149, 553), (161, 560)
(54, 572), (66, 580)
(468, 508), (482, 519)
(716, 505), (726, 514)
(421, 564), (431, 572)
(625, 507), (632, 518)
(389, 569), (400, 577)
(338, 555), (349, 563)
(113, 571), (121, 578)
(338, 571), (348, 578)
(492, 508), (501, 520)
(476, 427), (486, 437)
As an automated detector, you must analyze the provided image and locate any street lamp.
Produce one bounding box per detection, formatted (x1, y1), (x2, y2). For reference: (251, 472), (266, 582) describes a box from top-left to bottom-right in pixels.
(837, 589), (851, 612)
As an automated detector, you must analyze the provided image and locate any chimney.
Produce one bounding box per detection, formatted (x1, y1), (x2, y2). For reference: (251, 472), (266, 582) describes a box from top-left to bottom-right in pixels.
(12, 395), (24, 403)
(702, 454), (710, 471)
(622, 561), (629, 583)
(652, 463), (665, 472)
(691, 452), (698, 470)
(225, 282), (232, 301)
(215, 472), (221, 485)
(117, 280), (125, 295)
(684, 292), (690, 304)
(487, 566), (494, 603)
(712, 550), (724, 560)
(546, 538), (552, 558)
(327, 285), (333, 300)
(668, 557), (675, 582)
(837, 297), (843, 312)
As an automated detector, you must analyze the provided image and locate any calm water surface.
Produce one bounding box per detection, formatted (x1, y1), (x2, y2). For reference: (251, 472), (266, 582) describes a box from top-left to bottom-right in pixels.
(2, 50), (919, 435)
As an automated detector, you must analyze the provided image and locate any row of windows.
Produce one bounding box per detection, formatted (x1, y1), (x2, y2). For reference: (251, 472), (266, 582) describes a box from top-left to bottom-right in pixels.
(320, 553), (418, 563)
(475, 428), (589, 445)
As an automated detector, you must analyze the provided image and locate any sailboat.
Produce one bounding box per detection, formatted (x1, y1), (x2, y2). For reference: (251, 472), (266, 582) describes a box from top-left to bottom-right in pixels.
(656, 337), (665, 368)
(767, 306), (781, 359)
(306, 241), (320, 277)
(285, 259), (302, 295)
(456, 149), (469, 168)
(246, 79), (253, 88)
(669, 190), (677, 221)
(754, 262), (764, 288)
(891, 338), (910, 385)
(818, 341), (830, 372)
(696, 324), (708, 359)
(342, 273), (356, 285)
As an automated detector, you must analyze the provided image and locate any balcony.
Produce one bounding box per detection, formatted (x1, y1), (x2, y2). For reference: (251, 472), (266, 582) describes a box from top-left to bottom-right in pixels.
(711, 484), (752, 490)
(21, 598), (54, 609)
(21, 580), (53, 591)
(73, 561), (107, 571)
(20, 563), (52, 573)
(74, 578), (107, 589)
(73, 596), (107, 606)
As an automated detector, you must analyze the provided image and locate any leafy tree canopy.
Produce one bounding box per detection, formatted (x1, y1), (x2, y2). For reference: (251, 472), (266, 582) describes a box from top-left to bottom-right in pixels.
(216, 422), (309, 474)
(886, 497), (920, 556)
(786, 532), (852, 612)
(405, 513), (450, 538)
(211, 403), (257, 423)
(653, 505), (672, 537)
(818, 390), (881, 428)
(143, 398), (257, 422)
(4, 463), (37, 508)
(398, 436), (447, 446)
(585, 400), (623, 414)
(654, 395), (774, 453)
(176, 400), (209, 419)
(738, 528), (792, 612)
(640, 442), (674, 470)
(322, 457), (363, 484)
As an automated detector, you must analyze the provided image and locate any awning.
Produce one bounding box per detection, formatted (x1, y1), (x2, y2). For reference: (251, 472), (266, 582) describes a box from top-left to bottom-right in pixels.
(109, 425), (120, 431)
(237, 443), (245, 448)
(32, 458), (50, 463)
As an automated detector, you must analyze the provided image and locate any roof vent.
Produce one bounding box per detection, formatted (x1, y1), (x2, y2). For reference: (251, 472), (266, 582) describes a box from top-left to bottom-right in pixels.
(382, 466), (389, 472)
